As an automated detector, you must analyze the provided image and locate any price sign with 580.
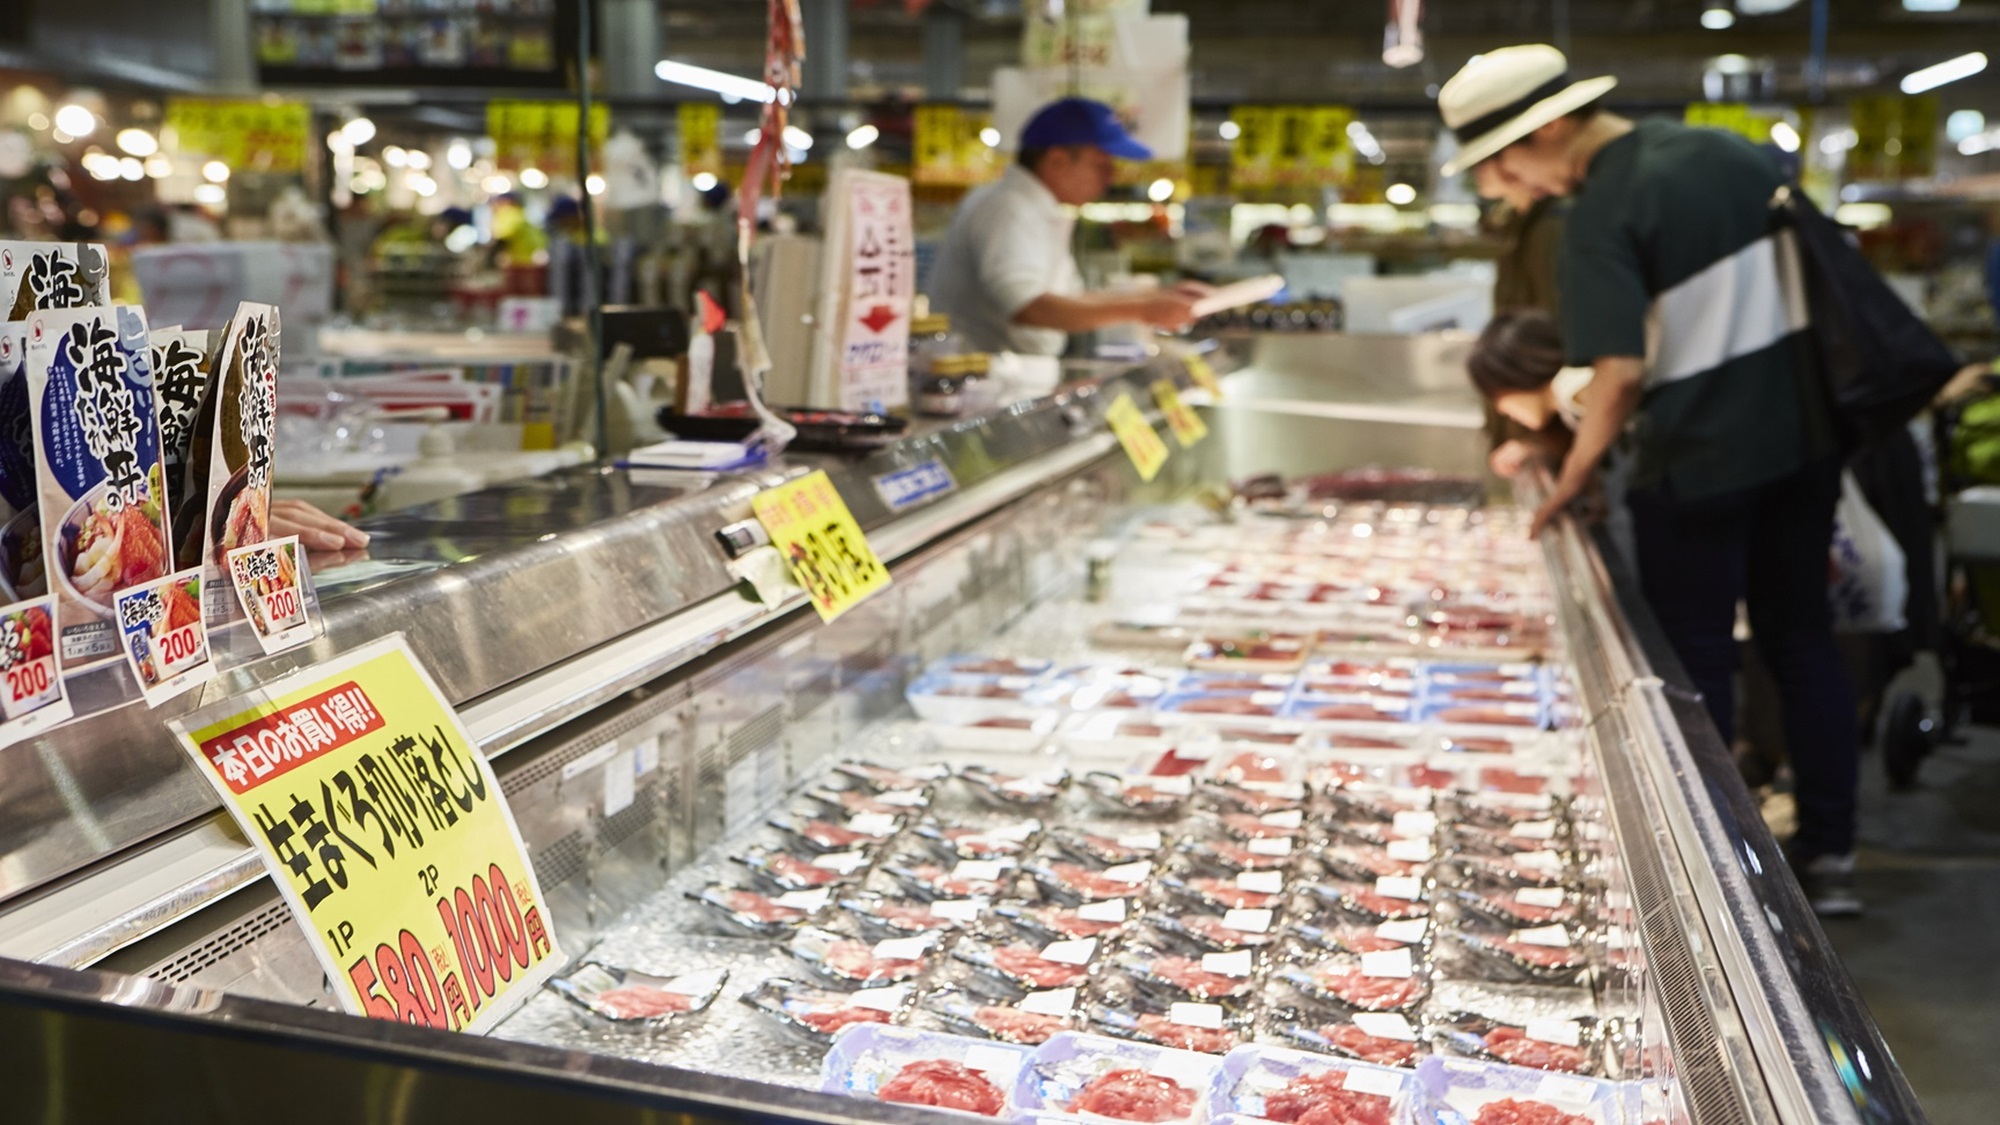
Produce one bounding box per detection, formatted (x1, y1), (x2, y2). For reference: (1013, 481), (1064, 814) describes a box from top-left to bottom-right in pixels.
(752, 470), (892, 622)
(171, 637), (562, 1034)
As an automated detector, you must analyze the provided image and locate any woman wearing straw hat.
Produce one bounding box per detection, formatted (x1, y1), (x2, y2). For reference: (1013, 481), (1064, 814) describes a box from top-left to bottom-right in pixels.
(1437, 46), (1862, 915)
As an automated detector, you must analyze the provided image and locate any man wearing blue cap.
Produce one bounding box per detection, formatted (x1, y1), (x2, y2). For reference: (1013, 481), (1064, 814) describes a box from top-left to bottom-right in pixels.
(928, 97), (1207, 356)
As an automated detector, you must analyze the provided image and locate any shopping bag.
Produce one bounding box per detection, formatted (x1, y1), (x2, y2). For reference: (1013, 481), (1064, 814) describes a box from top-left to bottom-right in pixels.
(1828, 470), (1909, 634)
(1772, 185), (1960, 452)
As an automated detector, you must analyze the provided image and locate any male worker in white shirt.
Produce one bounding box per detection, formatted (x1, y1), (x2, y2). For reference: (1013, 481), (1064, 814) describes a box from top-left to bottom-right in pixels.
(928, 97), (1208, 357)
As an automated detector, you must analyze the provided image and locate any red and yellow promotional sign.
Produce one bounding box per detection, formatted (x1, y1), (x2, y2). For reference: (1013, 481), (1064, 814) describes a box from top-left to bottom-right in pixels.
(170, 636), (561, 1034)
(1151, 378), (1208, 449)
(752, 470), (891, 623)
(1105, 392), (1170, 482)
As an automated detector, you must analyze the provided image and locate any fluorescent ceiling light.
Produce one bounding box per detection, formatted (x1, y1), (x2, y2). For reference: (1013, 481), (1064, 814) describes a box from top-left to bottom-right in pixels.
(655, 60), (782, 104)
(1904, 0), (1960, 11)
(1769, 121), (1801, 152)
(1902, 51), (1986, 94)
(1701, 7), (1736, 29)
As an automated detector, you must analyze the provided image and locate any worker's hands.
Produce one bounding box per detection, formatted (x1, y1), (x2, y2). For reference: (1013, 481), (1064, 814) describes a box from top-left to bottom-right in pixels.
(1488, 440), (1535, 480)
(1170, 280), (1215, 302)
(269, 499), (371, 552)
(1136, 289), (1205, 332)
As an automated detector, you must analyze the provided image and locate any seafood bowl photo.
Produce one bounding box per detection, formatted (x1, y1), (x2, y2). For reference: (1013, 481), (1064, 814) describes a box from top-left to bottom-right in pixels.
(210, 465), (270, 572)
(57, 472), (170, 621)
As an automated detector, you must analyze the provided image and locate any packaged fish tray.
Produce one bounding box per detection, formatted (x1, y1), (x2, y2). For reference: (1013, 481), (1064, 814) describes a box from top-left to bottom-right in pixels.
(1159, 690), (1291, 721)
(544, 962), (730, 1026)
(820, 1023), (1034, 1118)
(932, 655), (1060, 680)
(832, 760), (952, 797)
(960, 764), (1072, 810)
(906, 673), (1072, 724)
(787, 924), (944, 987)
(1083, 771), (1199, 819)
(1284, 694), (1415, 726)
(741, 977), (915, 1044)
(929, 711), (1063, 754)
(1048, 826), (1174, 869)
(1062, 712), (1209, 759)
(1086, 994), (1246, 1057)
(952, 935), (1103, 994)
(1430, 1011), (1602, 1076)
(1210, 1043), (1412, 1125)
(687, 884), (829, 938)
(1269, 1008), (1427, 1070)
(991, 898), (1137, 943)
(1017, 1030), (1225, 1125)
(1411, 1054), (1626, 1125)
(1443, 928), (1593, 988)
(922, 984), (1084, 1046)
(1272, 948), (1430, 1014)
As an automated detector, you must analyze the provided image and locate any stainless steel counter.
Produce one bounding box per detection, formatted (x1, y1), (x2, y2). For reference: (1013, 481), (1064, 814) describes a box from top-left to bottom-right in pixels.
(0, 339), (1925, 1125)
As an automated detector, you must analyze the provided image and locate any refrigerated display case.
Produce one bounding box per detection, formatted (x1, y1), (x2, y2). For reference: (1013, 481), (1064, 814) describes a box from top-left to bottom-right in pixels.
(0, 340), (1922, 1125)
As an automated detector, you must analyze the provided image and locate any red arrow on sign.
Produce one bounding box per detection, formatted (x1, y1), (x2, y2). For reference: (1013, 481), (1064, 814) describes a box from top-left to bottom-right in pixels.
(857, 304), (900, 334)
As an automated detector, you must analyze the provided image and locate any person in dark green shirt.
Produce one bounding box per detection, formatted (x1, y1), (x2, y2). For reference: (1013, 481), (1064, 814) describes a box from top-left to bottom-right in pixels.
(1437, 45), (1862, 915)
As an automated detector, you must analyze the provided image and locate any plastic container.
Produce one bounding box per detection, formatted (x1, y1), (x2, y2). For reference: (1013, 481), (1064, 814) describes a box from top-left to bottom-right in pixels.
(821, 1024), (1034, 1118)
(1411, 1055), (1625, 1125)
(1209, 1043), (1412, 1124)
(1017, 1030), (1225, 1125)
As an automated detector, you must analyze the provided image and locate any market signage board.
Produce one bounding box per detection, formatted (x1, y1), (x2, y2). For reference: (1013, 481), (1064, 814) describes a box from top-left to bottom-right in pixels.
(170, 636), (562, 1034)
(813, 170), (915, 413)
(1105, 392), (1169, 482)
(751, 470), (891, 623)
(1151, 378), (1208, 449)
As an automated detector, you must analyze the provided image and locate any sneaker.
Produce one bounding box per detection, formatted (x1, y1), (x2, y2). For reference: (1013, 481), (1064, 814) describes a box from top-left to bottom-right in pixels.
(1797, 852), (1863, 917)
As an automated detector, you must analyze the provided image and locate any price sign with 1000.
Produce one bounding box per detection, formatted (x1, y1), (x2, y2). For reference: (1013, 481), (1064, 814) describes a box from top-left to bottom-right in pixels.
(751, 470), (892, 622)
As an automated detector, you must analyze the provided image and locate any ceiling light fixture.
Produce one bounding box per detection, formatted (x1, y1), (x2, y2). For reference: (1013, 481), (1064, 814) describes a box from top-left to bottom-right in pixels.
(655, 60), (783, 104)
(1701, 7), (1736, 28)
(1902, 51), (1986, 94)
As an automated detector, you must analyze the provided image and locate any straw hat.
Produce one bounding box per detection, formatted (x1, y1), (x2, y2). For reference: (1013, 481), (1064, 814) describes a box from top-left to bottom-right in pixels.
(1437, 45), (1618, 177)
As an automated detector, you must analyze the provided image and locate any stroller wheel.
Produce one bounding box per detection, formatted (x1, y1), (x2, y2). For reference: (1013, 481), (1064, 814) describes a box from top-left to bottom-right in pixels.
(1882, 690), (1934, 792)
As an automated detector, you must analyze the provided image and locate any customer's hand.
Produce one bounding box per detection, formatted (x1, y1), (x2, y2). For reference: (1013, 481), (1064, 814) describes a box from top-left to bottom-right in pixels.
(1528, 476), (1585, 540)
(269, 499), (370, 552)
(1488, 440), (1534, 479)
(1137, 290), (1204, 332)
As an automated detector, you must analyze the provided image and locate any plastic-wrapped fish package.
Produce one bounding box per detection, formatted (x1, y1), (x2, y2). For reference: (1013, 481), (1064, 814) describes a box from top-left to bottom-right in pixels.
(1268, 1008), (1427, 1069)
(1086, 987), (1246, 1056)
(839, 890), (989, 941)
(1084, 771), (1199, 819)
(960, 764), (1072, 810)
(768, 808), (902, 854)
(820, 1023), (1033, 1117)
(545, 962), (730, 1025)
(742, 977), (916, 1043)
(787, 923), (943, 987)
(882, 852), (1025, 901)
(1272, 947), (1429, 1015)
(913, 815), (1047, 862)
(832, 760), (951, 799)
(1049, 825), (1173, 869)
(1209, 1043), (1411, 1125)
(920, 984), (1084, 1045)
(688, 884), (832, 938)
(992, 898), (1137, 943)
(736, 844), (875, 894)
(1411, 1054), (1626, 1125)
(1016, 1031), (1224, 1124)
(951, 934), (1102, 995)
(1431, 1008), (1603, 1076)
(1029, 859), (1156, 905)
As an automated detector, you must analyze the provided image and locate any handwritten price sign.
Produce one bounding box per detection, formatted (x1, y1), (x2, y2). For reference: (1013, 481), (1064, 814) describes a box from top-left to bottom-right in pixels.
(1105, 392), (1170, 483)
(1151, 378), (1209, 449)
(1183, 353), (1223, 398)
(751, 470), (891, 623)
(170, 636), (561, 1033)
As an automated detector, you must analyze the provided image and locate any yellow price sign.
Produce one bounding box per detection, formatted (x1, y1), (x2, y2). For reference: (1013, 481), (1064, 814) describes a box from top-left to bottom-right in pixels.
(752, 470), (891, 622)
(679, 103), (722, 178)
(1152, 378), (1208, 449)
(169, 636), (562, 1034)
(1183, 353), (1223, 399)
(1105, 392), (1170, 482)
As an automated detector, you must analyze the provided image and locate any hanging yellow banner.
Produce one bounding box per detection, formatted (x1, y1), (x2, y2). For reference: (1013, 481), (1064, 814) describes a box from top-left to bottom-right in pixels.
(679, 103), (722, 179)
(752, 470), (892, 622)
(486, 100), (610, 174)
(163, 98), (311, 174)
(169, 636), (562, 1034)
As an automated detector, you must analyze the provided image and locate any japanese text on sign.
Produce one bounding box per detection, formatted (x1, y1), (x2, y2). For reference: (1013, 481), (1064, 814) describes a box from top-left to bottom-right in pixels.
(65, 320), (145, 512)
(835, 173), (916, 411)
(1104, 392), (1169, 483)
(750, 470), (891, 623)
(171, 637), (562, 1033)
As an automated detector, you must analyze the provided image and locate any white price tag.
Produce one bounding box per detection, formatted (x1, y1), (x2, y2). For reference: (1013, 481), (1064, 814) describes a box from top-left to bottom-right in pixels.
(1511, 924), (1573, 948)
(983, 820), (1042, 842)
(872, 935), (935, 960)
(1391, 810), (1438, 837)
(1503, 702), (1543, 718)
(1241, 781), (1308, 800)
(1149, 1051), (1212, 1083)
(929, 899), (985, 923)
(965, 1044), (1025, 1080)
(1499, 663), (1539, 677)
(813, 851), (870, 874)
(1167, 1001), (1225, 1029)
(1534, 1074), (1601, 1107)
(1018, 988), (1077, 1017)
(1201, 950), (1254, 977)
(877, 788), (929, 808)
(1514, 849), (1565, 871)
(1221, 908), (1274, 934)
(848, 813), (900, 838)
(1386, 839), (1435, 863)
(1341, 1068), (1406, 1097)
(849, 986), (911, 1013)
(1526, 1019), (1584, 1047)
(952, 860), (1009, 882)
(1258, 809), (1304, 830)
(1509, 820), (1559, 840)
(1515, 886), (1568, 908)
(1236, 871), (1286, 895)
(1374, 876), (1423, 901)
(1247, 837), (1295, 857)
(1147, 775), (1195, 795)
(1117, 831), (1164, 850)
(1374, 918), (1429, 944)
(1502, 681), (1540, 696)
(1040, 938), (1098, 965)
(1077, 899), (1130, 923)
(1349, 1012), (1418, 1041)
(1359, 948), (1414, 979)
(1103, 861), (1153, 885)
(773, 889), (832, 911)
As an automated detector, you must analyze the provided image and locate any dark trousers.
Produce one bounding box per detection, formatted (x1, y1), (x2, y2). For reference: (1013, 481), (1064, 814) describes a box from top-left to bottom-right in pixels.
(1628, 457), (1859, 859)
